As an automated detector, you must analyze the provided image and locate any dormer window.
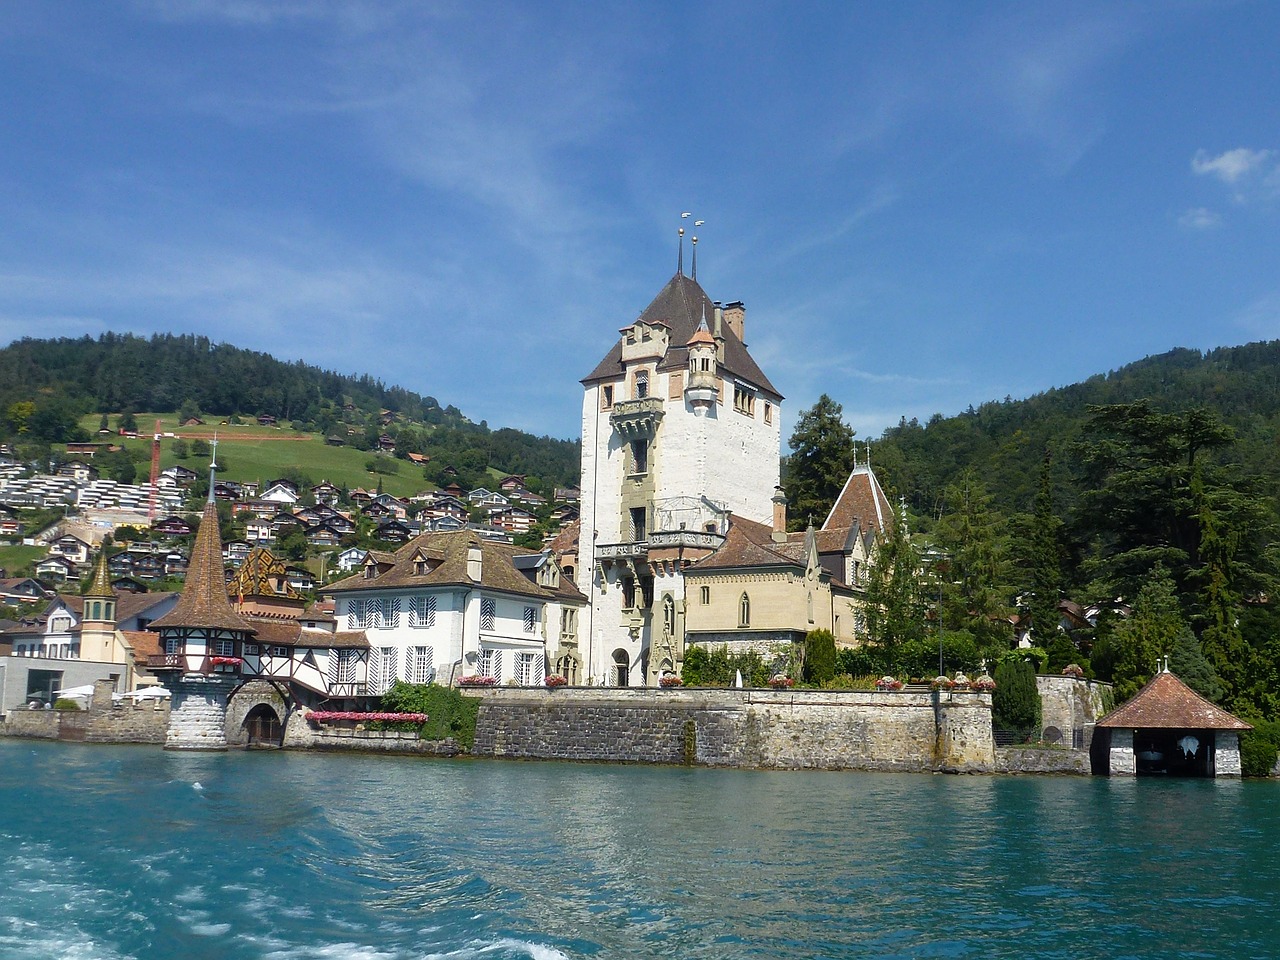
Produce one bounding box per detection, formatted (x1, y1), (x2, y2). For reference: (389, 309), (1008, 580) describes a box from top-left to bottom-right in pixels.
(364, 563), (378, 580)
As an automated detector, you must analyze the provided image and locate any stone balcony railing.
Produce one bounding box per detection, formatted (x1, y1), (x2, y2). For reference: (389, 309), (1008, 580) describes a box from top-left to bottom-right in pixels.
(595, 540), (649, 560)
(609, 398), (663, 438)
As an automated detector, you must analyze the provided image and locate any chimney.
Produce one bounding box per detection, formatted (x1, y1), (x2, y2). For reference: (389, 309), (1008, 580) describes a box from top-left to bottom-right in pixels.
(723, 301), (745, 341)
(712, 301), (725, 363)
(467, 543), (482, 582)
(772, 486), (788, 543)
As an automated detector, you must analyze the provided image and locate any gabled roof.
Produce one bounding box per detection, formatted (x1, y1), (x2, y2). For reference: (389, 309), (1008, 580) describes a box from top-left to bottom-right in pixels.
(689, 516), (799, 572)
(326, 530), (585, 603)
(823, 466), (893, 537)
(582, 272), (780, 397)
(149, 500), (256, 634)
(1097, 670), (1251, 730)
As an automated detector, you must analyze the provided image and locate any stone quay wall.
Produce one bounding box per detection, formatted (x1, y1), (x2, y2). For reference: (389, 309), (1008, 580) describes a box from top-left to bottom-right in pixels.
(471, 687), (996, 773)
(0, 680), (168, 744)
(280, 711), (462, 756)
(166, 675), (238, 751)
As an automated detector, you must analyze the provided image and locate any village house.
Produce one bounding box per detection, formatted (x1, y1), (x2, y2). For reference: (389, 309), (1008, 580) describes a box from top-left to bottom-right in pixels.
(325, 530), (586, 689)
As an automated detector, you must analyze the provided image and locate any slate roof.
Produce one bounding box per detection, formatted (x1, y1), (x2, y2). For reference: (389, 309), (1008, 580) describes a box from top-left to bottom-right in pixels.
(326, 530), (585, 604)
(582, 272), (781, 397)
(689, 515), (801, 572)
(1097, 670), (1252, 730)
(148, 500), (257, 634)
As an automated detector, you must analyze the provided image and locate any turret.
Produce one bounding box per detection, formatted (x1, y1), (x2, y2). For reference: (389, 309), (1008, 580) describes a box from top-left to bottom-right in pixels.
(684, 314), (719, 415)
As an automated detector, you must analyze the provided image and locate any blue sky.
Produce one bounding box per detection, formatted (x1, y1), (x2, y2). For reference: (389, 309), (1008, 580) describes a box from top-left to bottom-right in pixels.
(0, 2), (1277, 444)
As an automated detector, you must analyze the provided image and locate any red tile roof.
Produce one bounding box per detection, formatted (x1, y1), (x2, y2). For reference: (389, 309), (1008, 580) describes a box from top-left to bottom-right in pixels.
(1097, 670), (1251, 730)
(823, 467), (893, 537)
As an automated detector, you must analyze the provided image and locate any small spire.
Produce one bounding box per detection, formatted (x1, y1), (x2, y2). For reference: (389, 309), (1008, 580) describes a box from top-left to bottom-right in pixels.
(678, 226), (685, 276)
(86, 549), (113, 600)
(691, 234), (698, 280)
(207, 434), (219, 505)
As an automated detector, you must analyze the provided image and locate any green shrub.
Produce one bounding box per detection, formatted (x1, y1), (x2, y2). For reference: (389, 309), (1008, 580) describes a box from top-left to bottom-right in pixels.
(803, 630), (836, 685)
(681, 644), (772, 687)
(993, 659), (1041, 736)
(1239, 718), (1280, 778)
(53, 699), (82, 711)
(377, 682), (481, 749)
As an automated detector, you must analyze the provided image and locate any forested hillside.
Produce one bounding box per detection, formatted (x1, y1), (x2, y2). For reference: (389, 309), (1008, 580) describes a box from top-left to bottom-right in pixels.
(786, 341), (1280, 735)
(0, 333), (579, 489)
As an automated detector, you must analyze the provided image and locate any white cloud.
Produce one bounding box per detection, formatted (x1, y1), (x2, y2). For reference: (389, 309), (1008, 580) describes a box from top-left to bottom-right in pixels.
(1191, 147), (1272, 184)
(1177, 206), (1221, 230)
(1235, 292), (1280, 338)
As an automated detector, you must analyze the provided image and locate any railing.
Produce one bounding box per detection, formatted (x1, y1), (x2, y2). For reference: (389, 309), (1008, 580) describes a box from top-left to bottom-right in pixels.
(647, 530), (724, 550)
(596, 541), (649, 560)
(146, 654), (186, 670)
(609, 398), (663, 437)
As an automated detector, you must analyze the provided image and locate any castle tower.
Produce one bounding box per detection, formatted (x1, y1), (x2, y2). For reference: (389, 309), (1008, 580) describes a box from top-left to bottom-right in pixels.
(148, 454), (257, 750)
(578, 271), (783, 686)
(79, 551), (117, 663)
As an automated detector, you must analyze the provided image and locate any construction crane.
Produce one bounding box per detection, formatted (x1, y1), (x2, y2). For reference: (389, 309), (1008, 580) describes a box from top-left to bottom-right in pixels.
(147, 420), (162, 522)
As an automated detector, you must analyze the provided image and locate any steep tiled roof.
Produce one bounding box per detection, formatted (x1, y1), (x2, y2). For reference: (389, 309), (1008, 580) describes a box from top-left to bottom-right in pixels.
(85, 552), (113, 599)
(228, 547), (303, 600)
(247, 617), (368, 650)
(149, 500), (256, 634)
(1097, 670), (1251, 730)
(549, 518), (580, 554)
(325, 530), (585, 603)
(824, 467), (893, 537)
(582, 273), (781, 397)
(689, 516), (797, 572)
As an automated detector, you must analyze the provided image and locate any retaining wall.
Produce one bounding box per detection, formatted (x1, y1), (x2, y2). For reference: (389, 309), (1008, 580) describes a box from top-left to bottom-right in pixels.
(471, 687), (996, 772)
(0, 679), (168, 743)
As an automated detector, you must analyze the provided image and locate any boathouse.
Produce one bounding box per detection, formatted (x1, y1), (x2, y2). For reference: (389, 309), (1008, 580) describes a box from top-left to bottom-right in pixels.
(1094, 667), (1251, 777)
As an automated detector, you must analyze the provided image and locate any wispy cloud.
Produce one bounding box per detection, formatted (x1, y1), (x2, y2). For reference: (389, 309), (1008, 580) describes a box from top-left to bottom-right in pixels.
(1178, 206), (1222, 230)
(1235, 291), (1280, 338)
(1192, 147), (1279, 204)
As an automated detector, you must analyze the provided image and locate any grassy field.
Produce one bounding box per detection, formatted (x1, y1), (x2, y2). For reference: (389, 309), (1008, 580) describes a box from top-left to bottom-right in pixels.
(79, 414), (433, 499)
(0, 544), (43, 575)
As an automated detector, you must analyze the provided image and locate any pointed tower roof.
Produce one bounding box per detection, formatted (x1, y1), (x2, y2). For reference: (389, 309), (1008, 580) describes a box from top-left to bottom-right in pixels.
(148, 499), (255, 634)
(823, 466), (893, 537)
(582, 272), (780, 396)
(686, 318), (715, 347)
(1097, 670), (1251, 730)
(85, 550), (114, 600)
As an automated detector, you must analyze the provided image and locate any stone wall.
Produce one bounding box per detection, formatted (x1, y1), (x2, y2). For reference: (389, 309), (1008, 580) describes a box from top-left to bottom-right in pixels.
(471, 687), (996, 772)
(996, 746), (1091, 775)
(1036, 675), (1111, 747)
(224, 680), (290, 746)
(280, 711), (462, 756)
(165, 675), (238, 751)
(0, 679), (168, 743)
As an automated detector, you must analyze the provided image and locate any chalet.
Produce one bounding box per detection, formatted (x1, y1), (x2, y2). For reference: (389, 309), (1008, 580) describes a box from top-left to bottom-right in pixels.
(257, 414), (278, 426)
(161, 465), (199, 486)
(349, 488), (374, 507)
(0, 577), (47, 605)
(379, 410), (395, 425)
(372, 493), (409, 518)
(50, 535), (92, 566)
(212, 480), (243, 501)
(132, 554), (164, 580)
(364, 502), (393, 520)
(468, 487), (506, 506)
(245, 519), (274, 543)
(489, 505), (538, 535)
(311, 481), (341, 506)
(152, 515), (195, 538)
(325, 435), (346, 447)
(223, 539), (252, 566)
(285, 566), (317, 593)
(325, 530), (585, 688)
(107, 552), (136, 578)
(0, 518), (24, 540)
(507, 487), (547, 507)
(66, 442), (106, 458)
(442, 481), (466, 499)
(554, 486), (581, 504)
(260, 482), (301, 506)
(377, 435), (397, 453)
(181, 417), (204, 427)
(164, 551), (189, 577)
(375, 519), (414, 544)
(498, 475), (527, 493)
(303, 521), (343, 548)
(334, 546), (369, 573)
(57, 460), (98, 483)
(111, 575), (148, 593)
(424, 515), (467, 532)
(269, 514), (302, 539)
(551, 504), (579, 525)
(421, 495), (469, 523)
(406, 452), (430, 466)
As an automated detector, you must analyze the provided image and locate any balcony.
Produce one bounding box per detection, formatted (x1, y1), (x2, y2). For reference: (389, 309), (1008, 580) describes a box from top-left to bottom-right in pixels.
(647, 529), (725, 551)
(595, 540), (649, 561)
(609, 398), (663, 438)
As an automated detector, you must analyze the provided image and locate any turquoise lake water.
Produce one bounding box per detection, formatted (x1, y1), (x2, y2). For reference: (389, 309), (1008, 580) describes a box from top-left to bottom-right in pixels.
(2, 741), (1278, 959)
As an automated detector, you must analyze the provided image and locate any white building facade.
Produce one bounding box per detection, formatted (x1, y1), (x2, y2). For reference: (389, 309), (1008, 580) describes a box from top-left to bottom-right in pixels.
(578, 272), (782, 686)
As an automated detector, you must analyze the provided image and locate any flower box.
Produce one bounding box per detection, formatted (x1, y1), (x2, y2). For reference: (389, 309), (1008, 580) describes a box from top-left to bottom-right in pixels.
(307, 711), (428, 724)
(875, 676), (904, 691)
(457, 675), (498, 687)
(658, 675), (683, 687)
(768, 676), (795, 689)
(210, 656), (242, 666)
(972, 676), (997, 692)
(544, 675), (569, 688)
(930, 676), (956, 691)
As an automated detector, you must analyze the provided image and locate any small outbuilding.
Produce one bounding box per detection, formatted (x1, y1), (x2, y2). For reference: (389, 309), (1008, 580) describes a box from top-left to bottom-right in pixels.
(1094, 667), (1251, 777)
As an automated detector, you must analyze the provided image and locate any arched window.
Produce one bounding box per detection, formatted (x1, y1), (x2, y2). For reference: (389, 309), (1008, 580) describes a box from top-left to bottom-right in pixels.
(612, 648), (630, 687)
(662, 594), (675, 637)
(635, 370), (649, 399)
(739, 593), (751, 628)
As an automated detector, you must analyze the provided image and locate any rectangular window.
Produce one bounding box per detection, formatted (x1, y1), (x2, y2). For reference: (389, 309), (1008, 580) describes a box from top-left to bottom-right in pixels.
(621, 576), (636, 610)
(409, 646), (434, 684)
(764, 401), (773, 424)
(478, 648), (502, 680)
(515, 652), (541, 686)
(700, 585), (710, 605)
(480, 597), (496, 632)
(631, 439), (648, 474)
(164, 637), (182, 655)
(214, 639), (236, 657)
(328, 648), (357, 685)
(733, 385), (756, 416)
(409, 595), (437, 628)
(668, 370), (683, 398)
(630, 507), (646, 541)
(244, 644), (259, 656)
(271, 646), (289, 657)
(635, 371), (649, 399)
(523, 606), (537, 634)
(371, 646), (398, 693)
(601, 385), (614, 410)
